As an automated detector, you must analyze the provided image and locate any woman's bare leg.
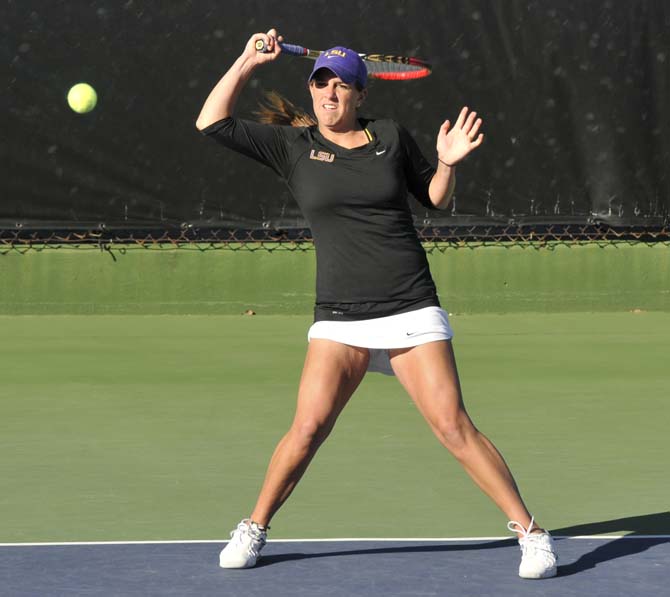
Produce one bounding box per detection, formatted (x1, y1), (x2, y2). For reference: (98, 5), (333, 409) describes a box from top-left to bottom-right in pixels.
(249, 339), (369, 527)
(390, 340), (541, 535)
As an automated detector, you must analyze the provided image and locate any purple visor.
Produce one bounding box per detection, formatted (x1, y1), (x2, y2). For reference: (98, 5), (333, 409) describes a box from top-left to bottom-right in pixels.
(308, 46), (368, 88)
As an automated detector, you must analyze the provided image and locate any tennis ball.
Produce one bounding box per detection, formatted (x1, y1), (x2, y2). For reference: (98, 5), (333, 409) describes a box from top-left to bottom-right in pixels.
(67, 83), (97, 114)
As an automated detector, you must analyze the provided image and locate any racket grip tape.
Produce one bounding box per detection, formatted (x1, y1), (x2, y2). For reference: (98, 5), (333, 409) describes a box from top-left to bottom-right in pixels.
(254, 40), (307, 56)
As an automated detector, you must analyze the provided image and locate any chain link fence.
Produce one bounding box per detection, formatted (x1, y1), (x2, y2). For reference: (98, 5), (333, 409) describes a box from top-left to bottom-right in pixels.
(2, 224), (668, 255)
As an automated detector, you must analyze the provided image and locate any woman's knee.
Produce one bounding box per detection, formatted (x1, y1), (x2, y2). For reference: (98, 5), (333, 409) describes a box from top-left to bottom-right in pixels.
(289, 417), (333, 452)
(430, 411), (476, 457)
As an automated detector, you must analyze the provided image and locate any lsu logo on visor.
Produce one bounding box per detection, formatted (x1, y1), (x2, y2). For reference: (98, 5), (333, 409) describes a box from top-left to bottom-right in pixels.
(309, 149), (335, 163)
(325, 49), (347, 59)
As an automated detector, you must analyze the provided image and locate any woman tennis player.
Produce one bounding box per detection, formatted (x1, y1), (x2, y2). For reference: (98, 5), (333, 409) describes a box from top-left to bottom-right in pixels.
(196, 28), (557, 579)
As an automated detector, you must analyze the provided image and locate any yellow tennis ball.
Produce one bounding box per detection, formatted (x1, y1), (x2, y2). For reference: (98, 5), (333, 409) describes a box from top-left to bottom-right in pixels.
(67, 83), (97, 114)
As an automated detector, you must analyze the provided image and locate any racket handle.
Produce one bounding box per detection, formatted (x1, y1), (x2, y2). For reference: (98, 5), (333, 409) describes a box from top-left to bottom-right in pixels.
(255, 39), (307, 56)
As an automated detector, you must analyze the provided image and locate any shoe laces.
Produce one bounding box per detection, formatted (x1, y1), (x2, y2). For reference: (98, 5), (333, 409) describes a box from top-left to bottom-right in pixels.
(230, 520), (267, 553)
(507, 517), (554, 560)
(507, 515), (536, 540)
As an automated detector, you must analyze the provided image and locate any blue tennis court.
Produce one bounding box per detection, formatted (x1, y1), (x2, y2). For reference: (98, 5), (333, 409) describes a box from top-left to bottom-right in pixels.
(2, 535), (667, 596)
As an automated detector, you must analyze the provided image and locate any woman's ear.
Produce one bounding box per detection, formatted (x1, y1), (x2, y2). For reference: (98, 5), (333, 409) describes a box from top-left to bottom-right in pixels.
(356, 88), (368, 108)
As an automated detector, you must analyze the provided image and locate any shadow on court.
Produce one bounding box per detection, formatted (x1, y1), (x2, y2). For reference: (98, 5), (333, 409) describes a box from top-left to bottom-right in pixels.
(255, 511), (670, 572)
(255, 538), (516, 567)
(551, 511), (670, 577)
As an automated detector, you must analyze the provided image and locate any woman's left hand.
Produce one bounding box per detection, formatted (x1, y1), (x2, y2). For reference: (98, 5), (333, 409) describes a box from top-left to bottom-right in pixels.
(436, 107), (484, 167)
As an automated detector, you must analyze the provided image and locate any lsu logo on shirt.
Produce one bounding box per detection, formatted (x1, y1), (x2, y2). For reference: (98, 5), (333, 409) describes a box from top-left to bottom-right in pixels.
(309, 149), (335, 163)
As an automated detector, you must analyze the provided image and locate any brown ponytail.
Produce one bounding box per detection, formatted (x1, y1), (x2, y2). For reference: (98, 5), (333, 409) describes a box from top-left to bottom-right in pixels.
(254, 90), (317, 127)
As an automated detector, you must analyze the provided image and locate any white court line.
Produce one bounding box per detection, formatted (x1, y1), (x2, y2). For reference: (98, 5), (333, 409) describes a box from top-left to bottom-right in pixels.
(1, 535), (669, 547)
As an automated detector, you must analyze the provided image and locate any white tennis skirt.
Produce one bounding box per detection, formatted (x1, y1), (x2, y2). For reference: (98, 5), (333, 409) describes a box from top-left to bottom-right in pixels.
(307, 306), (453, 376)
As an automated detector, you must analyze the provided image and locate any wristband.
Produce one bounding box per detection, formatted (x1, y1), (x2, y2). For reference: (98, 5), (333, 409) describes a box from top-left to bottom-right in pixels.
(438, 157), (455, 168)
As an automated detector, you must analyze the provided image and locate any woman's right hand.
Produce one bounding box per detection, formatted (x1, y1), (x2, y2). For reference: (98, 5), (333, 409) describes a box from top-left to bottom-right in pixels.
(243, 28), (283, 66)
(196, 28), (283, 130)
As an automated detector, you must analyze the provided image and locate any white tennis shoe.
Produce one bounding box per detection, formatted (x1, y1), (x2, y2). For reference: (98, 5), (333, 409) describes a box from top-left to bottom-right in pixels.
(508, 517), (558, 579)
(219, 519), (268, 569)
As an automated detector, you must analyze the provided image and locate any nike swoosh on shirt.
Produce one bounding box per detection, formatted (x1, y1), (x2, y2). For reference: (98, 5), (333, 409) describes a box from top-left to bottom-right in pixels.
(376, 149), (387, 155)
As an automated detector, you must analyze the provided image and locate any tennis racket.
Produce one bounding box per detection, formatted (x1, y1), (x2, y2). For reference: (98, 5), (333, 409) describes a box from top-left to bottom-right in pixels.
(255, 40), (432, 81)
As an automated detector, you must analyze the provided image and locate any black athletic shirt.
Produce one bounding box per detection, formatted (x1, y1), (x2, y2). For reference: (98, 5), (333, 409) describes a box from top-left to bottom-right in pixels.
(202, 117), (442, 321)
